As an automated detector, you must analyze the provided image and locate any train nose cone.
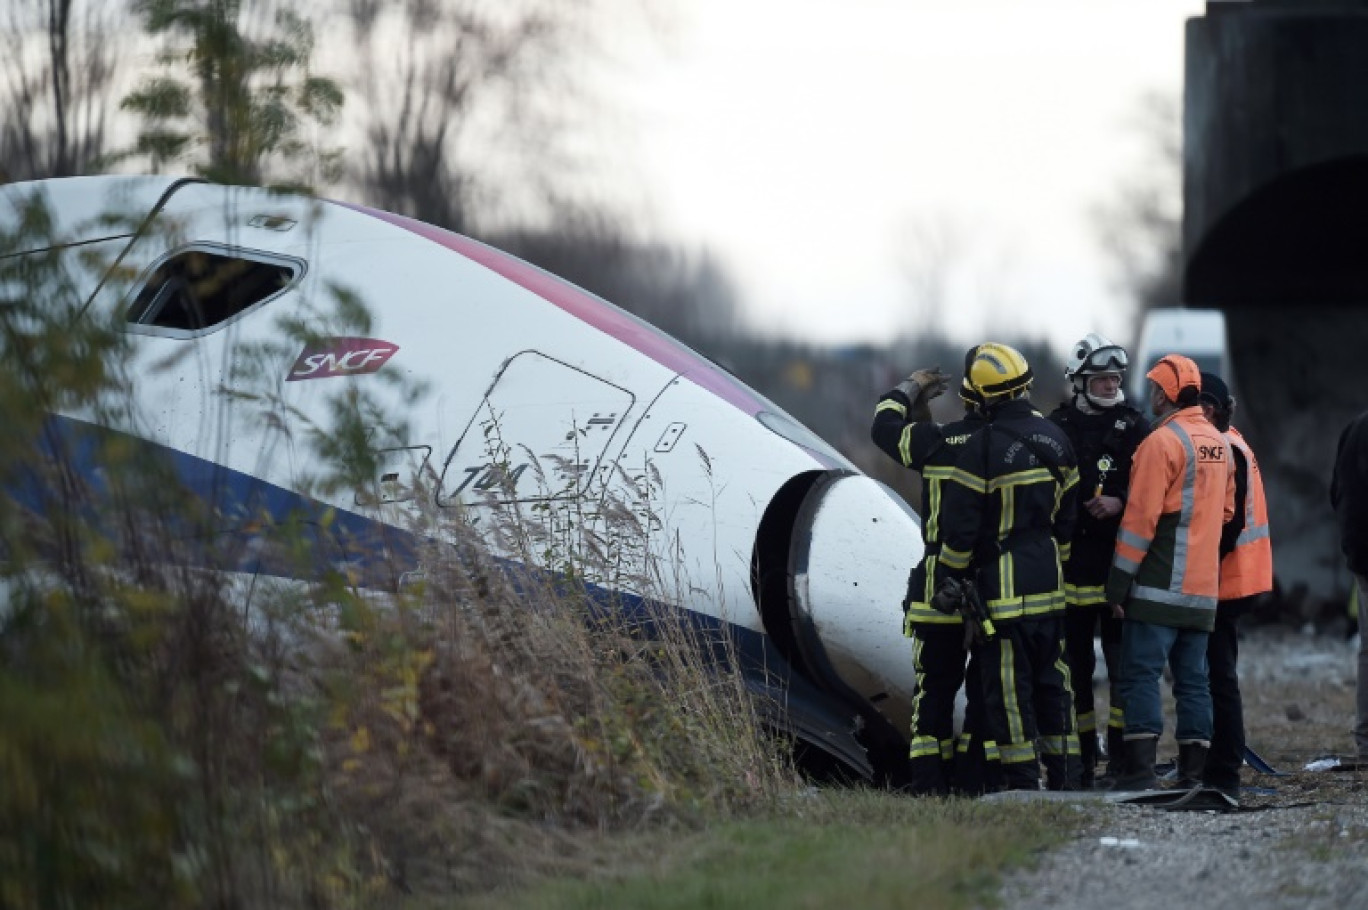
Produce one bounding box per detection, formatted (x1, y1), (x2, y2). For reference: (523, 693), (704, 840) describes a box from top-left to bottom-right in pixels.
(789, 472), (923, 734)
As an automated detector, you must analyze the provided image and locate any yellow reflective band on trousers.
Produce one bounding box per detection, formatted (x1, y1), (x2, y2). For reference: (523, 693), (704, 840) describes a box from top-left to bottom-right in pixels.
(1108, 705), (1125, 731)
(908, 633), (955, 762)
(909, 735), (942, 760)
(909, 635), (945, 757)
(998, 639), (1026, 747)
(1077, 709), (1096, 734)
(909, 633), (928, 713)
(1052, 648), (1080, 755)
(1065, 582), (1107, 607)
(999, 741), (1038, 765)
(1038, 734), (1081, 757)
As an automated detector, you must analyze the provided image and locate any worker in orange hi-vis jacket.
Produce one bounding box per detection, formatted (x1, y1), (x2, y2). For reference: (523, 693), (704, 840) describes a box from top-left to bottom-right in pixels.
(1197, 372), (1273, 805)
(1105, 354), (1236, 792)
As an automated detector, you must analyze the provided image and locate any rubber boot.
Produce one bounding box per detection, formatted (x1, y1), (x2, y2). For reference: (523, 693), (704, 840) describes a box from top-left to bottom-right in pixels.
(1177, 742), (1209, 790)
(1079, 731), (1098, 789)
(1112, 736), (1159, 791)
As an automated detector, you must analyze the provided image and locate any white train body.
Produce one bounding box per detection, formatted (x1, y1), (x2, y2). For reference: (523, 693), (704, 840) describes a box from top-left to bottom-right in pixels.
(4, 176), (927, 781)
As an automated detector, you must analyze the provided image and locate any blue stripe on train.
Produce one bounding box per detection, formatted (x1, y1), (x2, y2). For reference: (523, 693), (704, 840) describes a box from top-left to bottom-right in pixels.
(22, 413), (868, 772)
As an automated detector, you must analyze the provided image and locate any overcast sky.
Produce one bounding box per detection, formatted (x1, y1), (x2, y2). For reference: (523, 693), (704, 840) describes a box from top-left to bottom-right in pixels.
(607, 0), (1209, 355)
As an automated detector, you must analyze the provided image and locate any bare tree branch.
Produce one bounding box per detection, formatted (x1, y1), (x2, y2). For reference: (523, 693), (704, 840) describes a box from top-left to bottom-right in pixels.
(1091, 90), (1183, 318)
(1, 0), (124, 181)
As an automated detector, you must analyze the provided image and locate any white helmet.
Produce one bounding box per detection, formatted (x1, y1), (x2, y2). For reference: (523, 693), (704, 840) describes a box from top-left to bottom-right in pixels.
(1064, 332), (1128, 409)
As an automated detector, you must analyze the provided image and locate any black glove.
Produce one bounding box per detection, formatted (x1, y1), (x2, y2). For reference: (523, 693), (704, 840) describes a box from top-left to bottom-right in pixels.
(895, 367), (950, 402)
(930, 576), (968, 615)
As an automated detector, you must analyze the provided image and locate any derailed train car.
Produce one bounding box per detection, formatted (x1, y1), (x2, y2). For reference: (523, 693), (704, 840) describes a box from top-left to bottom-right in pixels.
(1, 175), (928, 782)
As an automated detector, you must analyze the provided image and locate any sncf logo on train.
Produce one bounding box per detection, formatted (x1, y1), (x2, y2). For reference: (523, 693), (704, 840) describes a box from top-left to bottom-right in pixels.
(287, 337), (399, 381)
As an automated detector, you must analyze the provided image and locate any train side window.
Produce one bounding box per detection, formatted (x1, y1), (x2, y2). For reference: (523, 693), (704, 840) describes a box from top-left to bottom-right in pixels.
(126, 246), (302, 336)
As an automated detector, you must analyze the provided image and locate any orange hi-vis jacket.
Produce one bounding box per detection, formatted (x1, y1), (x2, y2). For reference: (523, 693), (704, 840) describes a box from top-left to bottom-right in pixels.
(1220, 426), (1273, 600)
(1104, 405), (1236, 632)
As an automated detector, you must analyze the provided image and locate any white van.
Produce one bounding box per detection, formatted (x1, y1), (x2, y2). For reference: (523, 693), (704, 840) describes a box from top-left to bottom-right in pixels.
(1128, 308), (1230, 409)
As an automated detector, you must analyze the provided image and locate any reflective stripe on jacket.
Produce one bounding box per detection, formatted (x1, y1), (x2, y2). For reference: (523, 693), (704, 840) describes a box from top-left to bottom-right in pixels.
(935, 398), (1079, 624)
(1104, 406), (1235, 631)
(1219, 426), (1273, 600)
(871, 391), (986, 627)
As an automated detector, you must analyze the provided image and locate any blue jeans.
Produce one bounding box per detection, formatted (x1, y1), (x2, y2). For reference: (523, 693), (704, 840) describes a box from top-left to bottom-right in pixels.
(1118, 619), (1212, 742)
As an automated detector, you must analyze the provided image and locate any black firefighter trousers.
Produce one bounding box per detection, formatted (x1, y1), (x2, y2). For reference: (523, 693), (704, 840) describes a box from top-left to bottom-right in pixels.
(1064, 602), (1124, 775)
(978, 613), (1081, 791)
(907, 623), (996, 795)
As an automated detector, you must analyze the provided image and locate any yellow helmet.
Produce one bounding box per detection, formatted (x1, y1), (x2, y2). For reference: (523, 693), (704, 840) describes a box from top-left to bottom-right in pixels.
(958, 344), (984, 409)
(968, 342), (1033, 401)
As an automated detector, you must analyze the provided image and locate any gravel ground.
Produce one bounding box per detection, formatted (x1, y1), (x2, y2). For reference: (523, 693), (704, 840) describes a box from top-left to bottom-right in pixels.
(995, 626), (1368, 910)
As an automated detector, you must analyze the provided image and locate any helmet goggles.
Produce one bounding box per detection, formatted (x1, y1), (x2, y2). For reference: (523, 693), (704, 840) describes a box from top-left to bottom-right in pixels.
(1079, 345), (1128, 375)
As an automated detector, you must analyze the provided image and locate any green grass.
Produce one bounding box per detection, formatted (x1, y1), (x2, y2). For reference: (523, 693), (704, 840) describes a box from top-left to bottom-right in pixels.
(448, 789), (1078, 910)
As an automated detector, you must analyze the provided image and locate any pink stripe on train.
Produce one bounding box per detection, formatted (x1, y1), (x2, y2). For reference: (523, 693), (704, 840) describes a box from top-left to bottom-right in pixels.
(342, 203), (766, 417)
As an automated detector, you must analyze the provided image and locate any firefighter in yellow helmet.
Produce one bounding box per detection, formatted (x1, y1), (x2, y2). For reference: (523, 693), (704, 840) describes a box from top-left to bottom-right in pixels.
(871, 347), (999, 795)
(934, 343), (1084, 790)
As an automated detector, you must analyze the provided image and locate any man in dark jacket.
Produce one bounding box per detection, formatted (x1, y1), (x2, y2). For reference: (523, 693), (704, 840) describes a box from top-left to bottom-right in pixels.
(872, 350), (996, 794)
(1332, 409), (1368, 760)
(936, 342), (1082, 791)
(1048, 334), (1148, 787)
(1199, 372), (1273, 801)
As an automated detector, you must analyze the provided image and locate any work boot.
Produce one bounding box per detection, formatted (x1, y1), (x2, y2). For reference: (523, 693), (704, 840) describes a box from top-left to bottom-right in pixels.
(1079, 731), (1098, 789)
(1111, 736), (1159, 791)
(1042, 752), (1083, 791)
(1177, 741), (1209, 789)
(1211, 785), (1240, 807)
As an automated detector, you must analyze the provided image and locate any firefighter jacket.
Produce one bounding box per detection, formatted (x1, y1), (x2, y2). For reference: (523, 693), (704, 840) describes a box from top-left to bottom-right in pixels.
(1331, 410), (1368, 580)
(1104, 405), (1236, 631)
(1047, 402), (1149, 607)
(934, 397), (1080, 624)
(1218, 426), (1273, 601)
(871, 389), (987, 627)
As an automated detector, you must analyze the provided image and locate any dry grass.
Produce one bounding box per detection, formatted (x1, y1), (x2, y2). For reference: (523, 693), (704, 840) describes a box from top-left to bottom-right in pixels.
(306, 487), (800, 900)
